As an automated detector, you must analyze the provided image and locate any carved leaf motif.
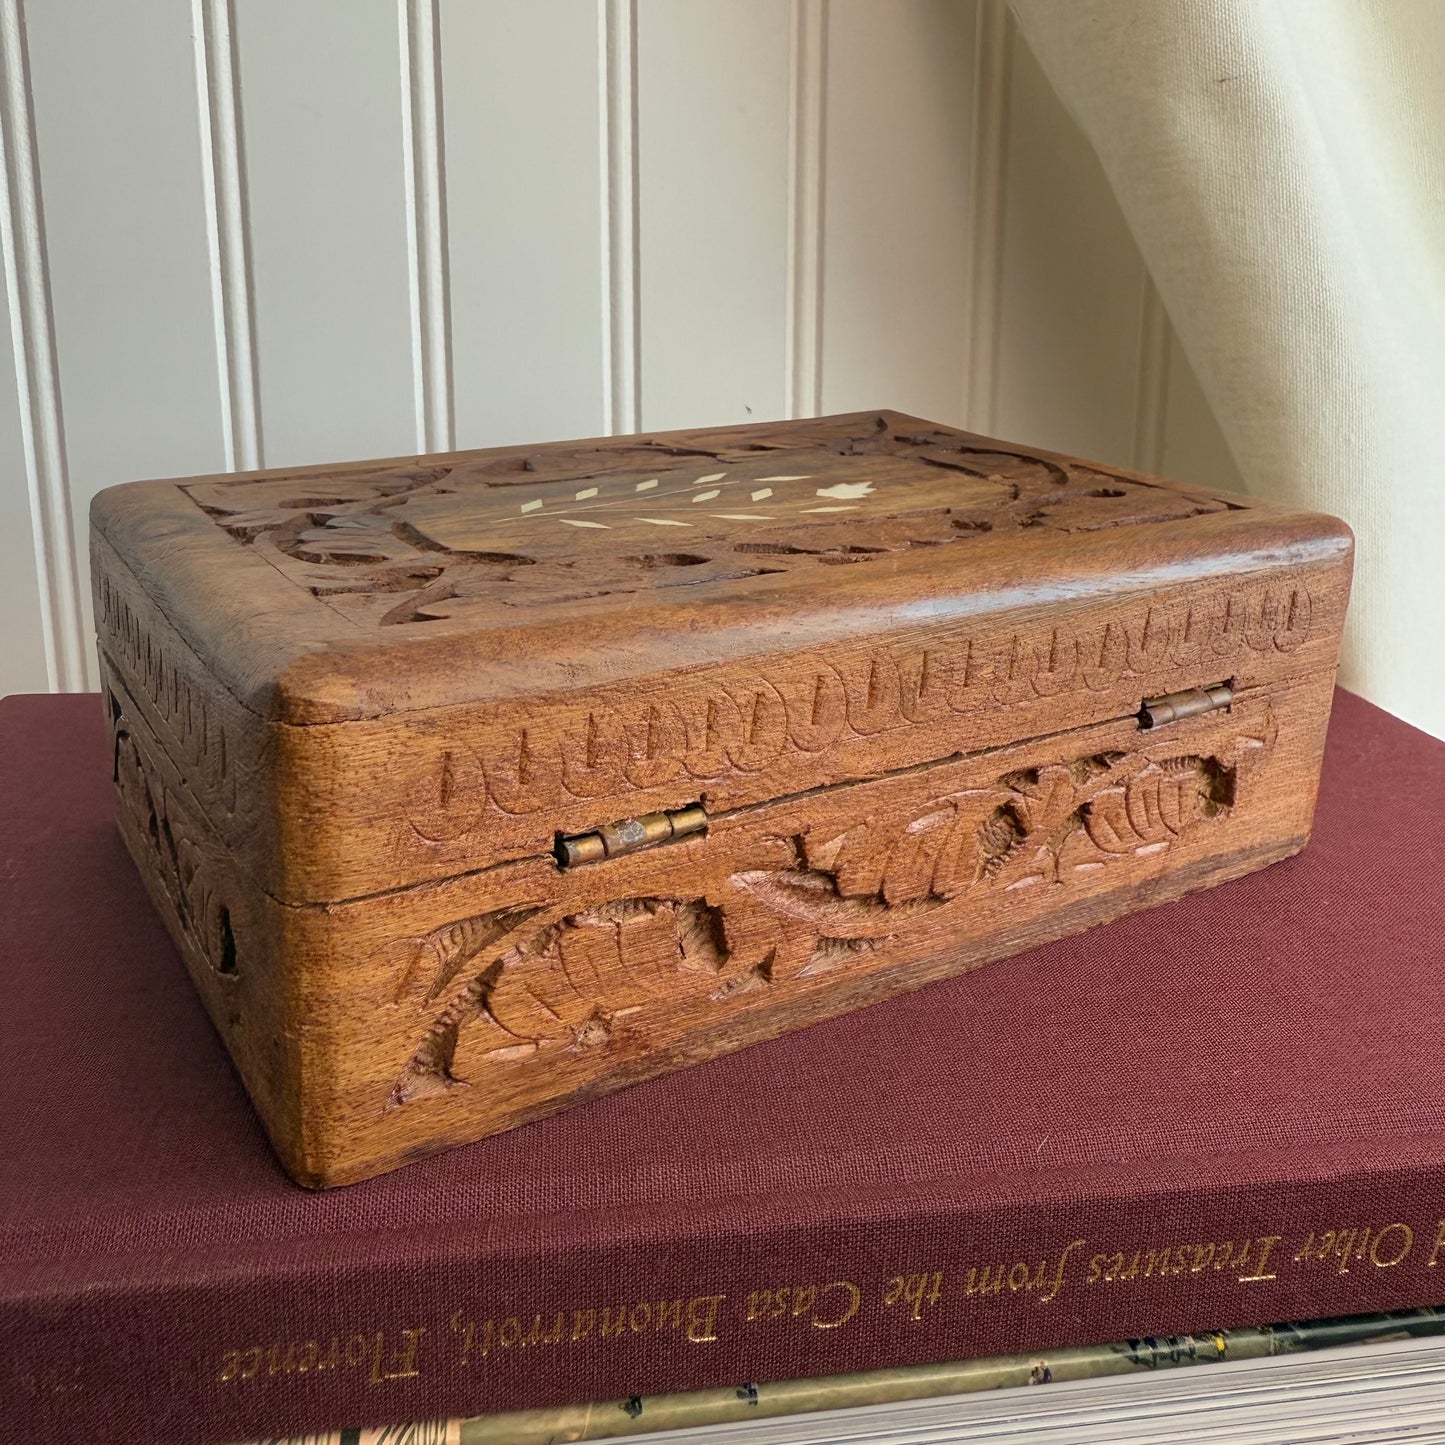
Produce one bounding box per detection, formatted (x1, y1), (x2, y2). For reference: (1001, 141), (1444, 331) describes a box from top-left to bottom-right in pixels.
(824, 801), (984, 906)
(111, 716), (234, 978)
(729, 865), (912, 937)
(184, 416), (1232, 623)
(390, 896), (748, 1106)
(729, 795), (987, 934)
(390, 721), (1277, 1108)
(982, 752), (1238, 888)
(734, 735), (1264, 928)
(386, 903), (546, 1011)
(1082, 756), (1234, 857)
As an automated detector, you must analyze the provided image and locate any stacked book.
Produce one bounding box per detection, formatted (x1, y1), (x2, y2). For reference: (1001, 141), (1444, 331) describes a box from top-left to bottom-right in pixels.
(238, 1310), (1445, 1443)
(3, 688), (1444, 1445)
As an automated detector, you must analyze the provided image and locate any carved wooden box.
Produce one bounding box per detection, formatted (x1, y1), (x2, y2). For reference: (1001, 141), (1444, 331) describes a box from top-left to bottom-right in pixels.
(90, 411), (1353, 1187)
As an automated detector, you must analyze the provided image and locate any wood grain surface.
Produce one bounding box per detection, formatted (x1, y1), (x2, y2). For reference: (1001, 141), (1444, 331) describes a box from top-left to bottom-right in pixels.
(90, 412), (1353, 1186)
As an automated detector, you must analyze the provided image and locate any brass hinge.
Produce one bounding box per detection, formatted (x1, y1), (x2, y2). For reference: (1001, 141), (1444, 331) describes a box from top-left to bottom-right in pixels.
(557, 802), (709, 868)
(1138, 682), (1234, 729)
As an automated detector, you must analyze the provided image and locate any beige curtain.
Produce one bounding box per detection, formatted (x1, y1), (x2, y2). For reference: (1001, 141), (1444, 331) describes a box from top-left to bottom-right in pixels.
(1011, 0), (1445, 739)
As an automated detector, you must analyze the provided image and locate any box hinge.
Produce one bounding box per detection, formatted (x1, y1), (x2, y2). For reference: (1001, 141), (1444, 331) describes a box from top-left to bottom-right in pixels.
(1138, 682), (1234, 729)
(557, 802), (709, 868)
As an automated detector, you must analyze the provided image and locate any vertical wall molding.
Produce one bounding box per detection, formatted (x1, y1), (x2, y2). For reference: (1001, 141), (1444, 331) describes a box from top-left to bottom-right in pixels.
(599, 0), (640, 435)
(0, 0), (84, 691)
(783, 0), (826, 421)
(961, 0), (1011, 435)
(192, 0), (261, 472)
(399, 0), (452, 455)
(1131, 272), (1171, 474)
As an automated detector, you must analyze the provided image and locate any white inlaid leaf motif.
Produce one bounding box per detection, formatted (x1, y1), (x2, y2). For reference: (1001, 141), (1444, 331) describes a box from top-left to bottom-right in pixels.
(190, 416), (1239, 630)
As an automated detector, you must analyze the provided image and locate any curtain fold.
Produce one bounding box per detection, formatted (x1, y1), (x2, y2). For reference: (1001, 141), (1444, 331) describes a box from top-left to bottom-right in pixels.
(1010, 0), (1445, 737)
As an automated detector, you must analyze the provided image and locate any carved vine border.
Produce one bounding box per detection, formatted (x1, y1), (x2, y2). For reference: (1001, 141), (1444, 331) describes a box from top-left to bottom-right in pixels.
(388, 716), (1275, 1106)
(182, 416), (1241, 623)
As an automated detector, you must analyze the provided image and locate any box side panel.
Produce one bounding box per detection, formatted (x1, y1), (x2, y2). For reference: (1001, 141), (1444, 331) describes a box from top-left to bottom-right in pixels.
(285, 668), (1338, 1186)
(276, 528), (1352, 903)
(101, 653), (303, 1163)
(91, 526), (282, 868)
(89, 476), (354, 715)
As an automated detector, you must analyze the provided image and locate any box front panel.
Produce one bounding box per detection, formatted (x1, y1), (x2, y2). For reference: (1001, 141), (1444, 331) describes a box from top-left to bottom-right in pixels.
(292, 671), (1336, 1186)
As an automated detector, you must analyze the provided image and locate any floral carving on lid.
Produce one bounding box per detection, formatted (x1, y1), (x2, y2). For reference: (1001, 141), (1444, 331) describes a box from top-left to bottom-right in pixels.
(182, 414), (1237, 627)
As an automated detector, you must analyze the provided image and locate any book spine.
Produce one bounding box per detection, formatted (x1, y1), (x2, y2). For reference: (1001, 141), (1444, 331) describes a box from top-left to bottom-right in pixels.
(7, 1154), (1445, 1445)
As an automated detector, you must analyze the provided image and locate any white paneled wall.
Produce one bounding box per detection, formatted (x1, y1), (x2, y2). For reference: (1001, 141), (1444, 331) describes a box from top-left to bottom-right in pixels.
(820, 0), (974, 423)
(0, 0), (1242, 700)
(638, 0), (792, 432)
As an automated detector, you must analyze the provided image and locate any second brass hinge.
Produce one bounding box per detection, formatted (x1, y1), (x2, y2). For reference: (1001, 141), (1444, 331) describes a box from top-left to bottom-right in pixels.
(1138, 682), (1234, 729)
(557, 802), (709, 868)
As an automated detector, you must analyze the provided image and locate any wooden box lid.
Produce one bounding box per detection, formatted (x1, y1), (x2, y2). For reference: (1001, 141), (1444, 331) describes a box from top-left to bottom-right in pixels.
(91, 410), (1352, 907)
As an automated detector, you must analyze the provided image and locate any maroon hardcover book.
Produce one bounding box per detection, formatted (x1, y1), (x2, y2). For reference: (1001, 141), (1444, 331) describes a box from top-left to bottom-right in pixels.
(3, 689), (1445, 1445)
